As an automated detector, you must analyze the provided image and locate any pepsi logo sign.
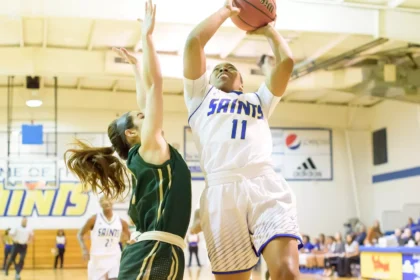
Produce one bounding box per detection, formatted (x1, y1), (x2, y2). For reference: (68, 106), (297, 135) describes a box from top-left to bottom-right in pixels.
(285, 134), (301, 150)
(285, 133), (329, 150)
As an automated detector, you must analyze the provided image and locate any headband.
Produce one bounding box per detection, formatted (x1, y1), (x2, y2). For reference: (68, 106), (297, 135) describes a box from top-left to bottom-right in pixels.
(116, 112), (129, 144)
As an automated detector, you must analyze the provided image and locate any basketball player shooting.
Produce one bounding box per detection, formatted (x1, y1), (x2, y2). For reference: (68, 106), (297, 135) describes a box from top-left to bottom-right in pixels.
(65, 0), (191, 279)
(182, 0), (302, 279)
(77, 196), (130, 280)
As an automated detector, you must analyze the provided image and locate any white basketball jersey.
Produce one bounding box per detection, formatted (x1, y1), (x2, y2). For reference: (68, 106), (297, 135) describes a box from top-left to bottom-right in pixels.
(90, 213), (122, 257)
(184, 73), (281, 175)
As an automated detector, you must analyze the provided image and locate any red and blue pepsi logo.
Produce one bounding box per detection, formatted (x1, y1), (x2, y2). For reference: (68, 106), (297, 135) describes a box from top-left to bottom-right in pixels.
(285, 134), (301, 150)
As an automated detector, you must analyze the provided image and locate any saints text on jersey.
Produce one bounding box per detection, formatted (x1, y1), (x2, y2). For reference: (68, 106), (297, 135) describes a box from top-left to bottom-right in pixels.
(97, 228), (121, 238)
(207, 97), (264, 120)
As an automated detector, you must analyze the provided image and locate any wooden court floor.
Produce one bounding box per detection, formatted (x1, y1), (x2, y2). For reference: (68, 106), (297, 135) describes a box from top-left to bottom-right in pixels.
(0, 267), (358, 280)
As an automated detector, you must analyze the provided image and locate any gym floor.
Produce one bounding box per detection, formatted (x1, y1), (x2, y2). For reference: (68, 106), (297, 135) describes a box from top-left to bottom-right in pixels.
(0, 268), (358, 280)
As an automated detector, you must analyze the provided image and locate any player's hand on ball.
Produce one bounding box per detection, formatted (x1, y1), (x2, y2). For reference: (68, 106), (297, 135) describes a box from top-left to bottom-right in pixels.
(142, 0), (156, 36)
(224, 0), (240, 16)
(112, 47), (139, 64)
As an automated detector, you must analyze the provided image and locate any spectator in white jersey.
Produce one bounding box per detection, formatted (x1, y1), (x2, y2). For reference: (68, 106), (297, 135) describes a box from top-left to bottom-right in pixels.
(4, 217), (33, 279)
(187, 228), (201, 267)
(54, 229), (66, 269)
(77, 195), (130, 280)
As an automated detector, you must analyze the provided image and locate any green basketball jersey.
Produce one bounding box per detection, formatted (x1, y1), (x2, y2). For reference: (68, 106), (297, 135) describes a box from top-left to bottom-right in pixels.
(126, 144), (192, 239)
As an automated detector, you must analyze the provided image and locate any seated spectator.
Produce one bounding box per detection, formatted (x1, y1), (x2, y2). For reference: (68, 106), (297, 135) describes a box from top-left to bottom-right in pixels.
(414, 231), (420, 246)
(311, 235), (335, 268)
(406, 217), (415, 229)
(394, 228), (404, 246)
(401, 228), (414, 245)
(363, 238), (373, 247)
(366, 220), (383, 245)
(318, 234), (326, 250)
(336, 234), (360, 277)
(305, 237), (323, 269)
(313, 237), (322, 251)
(355, 226), (367, 245)
(323, 232), (345, 277)
(299, 235), (315, 268)
(301, 235), (315, 252)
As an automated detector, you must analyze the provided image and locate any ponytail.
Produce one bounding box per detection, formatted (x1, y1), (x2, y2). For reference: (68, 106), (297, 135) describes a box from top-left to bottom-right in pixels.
(64, 139), (130, 199)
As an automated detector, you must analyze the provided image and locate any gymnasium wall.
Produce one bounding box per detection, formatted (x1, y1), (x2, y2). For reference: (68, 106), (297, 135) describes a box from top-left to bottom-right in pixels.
(346, 128), (374, 227)
(0, 89), (372, 238)
(357, 101), (420, 231)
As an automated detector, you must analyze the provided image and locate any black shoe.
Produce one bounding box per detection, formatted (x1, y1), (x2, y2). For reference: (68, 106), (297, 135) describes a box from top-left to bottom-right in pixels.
(5, 270), (8, 276)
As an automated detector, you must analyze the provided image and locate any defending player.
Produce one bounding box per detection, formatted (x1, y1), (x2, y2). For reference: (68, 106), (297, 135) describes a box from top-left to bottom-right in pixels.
(65, 1), (192, 279)
(78, 196), (130, 280)
(182, 0), (301, 279)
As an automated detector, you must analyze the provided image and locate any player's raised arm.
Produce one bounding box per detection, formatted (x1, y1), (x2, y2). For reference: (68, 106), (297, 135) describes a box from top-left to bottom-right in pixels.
(138, 0), (167, 154)
(183, 0), (240, 81)
(248, 24), (294, 97)
(112, 47), (146, 111)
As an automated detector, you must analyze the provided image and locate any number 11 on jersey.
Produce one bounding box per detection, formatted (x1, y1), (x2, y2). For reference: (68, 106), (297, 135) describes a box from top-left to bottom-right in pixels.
(231, 119), (247, 140)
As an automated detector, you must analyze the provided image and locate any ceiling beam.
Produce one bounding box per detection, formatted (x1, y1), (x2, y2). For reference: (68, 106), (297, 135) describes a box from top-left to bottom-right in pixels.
(87, 20), (96, 51)
(388, 0), (408, 8)
(220, 33), (247, 59)
(330, 42), (391, 70)
(0, 47), (365, 92)
(316, 92), (333, 104)
(19, 18), (24, 48)
(282, 91), (298, 102)
(0, 0), (419, 45)
(133, 20), (142, 52)
(134, 39), (142, 53)
(348, 94), (365, 105)
(294, 0), (419, 12)
(111, 80), (119, 93)
(76, 78), (83, 90)
(42, 19), (48, 48)
(40, 77), (45, 89)
(1, 0), (417, 39)
(293, 38), (388, 80)
(295, 34), (350, 69)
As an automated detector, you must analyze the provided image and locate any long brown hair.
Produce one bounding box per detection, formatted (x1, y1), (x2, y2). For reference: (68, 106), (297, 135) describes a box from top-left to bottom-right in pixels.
(64, 113), (135, 199)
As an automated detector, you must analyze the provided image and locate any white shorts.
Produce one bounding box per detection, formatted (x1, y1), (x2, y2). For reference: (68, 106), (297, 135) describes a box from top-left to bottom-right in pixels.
(88, 254), (121, 280)
(200, 166), (302, 274)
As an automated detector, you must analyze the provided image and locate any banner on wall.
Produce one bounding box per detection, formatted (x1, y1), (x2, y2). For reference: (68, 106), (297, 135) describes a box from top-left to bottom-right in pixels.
(183, 127), (333, 181)
(0, 159), (130, 228)
(0, 160), (90, 218)
(361, 252), (403, 280)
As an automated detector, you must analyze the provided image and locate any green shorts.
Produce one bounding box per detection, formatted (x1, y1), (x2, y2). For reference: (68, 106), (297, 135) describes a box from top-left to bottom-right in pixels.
(118, 240), (184, 280)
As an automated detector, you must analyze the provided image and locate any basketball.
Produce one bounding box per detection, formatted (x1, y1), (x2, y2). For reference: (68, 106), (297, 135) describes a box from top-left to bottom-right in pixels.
(231, 0), (277, 31)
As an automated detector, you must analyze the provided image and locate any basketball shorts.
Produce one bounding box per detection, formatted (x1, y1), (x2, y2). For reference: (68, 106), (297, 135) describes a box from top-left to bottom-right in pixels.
(88, 254), (121, 280)
(118, 240), (184, 280)
(200, 166), (302, 274)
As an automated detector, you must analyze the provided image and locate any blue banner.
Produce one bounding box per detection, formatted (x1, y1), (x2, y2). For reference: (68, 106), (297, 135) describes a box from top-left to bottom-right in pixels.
(402, 254), (420, 280)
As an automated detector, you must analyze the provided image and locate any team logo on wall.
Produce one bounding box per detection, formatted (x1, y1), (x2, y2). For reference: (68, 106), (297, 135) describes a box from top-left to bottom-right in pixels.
(0, 161), (90, 217)
(285, 134), (301, 150)
(293, 157), (322, 178)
